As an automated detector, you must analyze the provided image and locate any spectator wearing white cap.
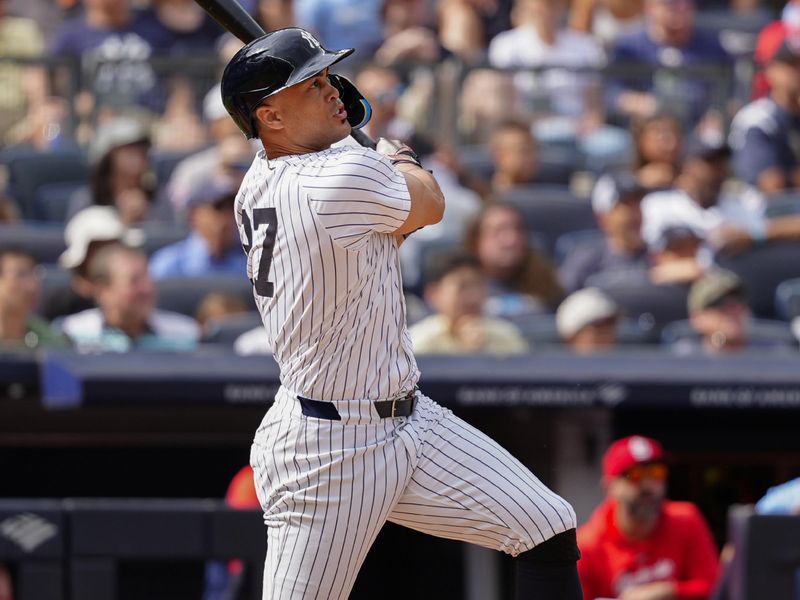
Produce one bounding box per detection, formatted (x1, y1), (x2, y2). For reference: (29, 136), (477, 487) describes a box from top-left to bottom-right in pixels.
(166, 83), (257, 220)
(559, 170), (649, 294)
(149, 180), (246, 280)
(40, 206), (141, 321)
(59, 244), (198, 353)
(65, 116), (156, 226)
(556, 287), (620, 353)
(641, 137), (766, 255)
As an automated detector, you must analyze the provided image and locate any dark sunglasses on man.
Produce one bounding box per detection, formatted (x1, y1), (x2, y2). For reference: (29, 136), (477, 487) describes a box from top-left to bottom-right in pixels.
(622, 462), (668, 484)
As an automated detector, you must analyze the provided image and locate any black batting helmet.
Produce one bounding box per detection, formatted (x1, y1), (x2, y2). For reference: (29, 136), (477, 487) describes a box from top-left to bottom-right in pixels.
(221, 28), (356, 139)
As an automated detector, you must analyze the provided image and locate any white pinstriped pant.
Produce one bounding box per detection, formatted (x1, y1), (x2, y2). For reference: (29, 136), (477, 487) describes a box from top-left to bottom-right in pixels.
(250, 386), (577, 600)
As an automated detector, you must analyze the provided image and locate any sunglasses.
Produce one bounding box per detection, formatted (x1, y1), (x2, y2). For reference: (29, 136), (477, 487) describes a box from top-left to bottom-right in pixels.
(622, 463), (668, 484)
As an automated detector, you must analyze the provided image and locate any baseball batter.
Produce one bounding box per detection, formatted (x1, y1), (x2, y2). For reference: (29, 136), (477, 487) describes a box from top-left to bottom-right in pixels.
(222, 27), (582, 599)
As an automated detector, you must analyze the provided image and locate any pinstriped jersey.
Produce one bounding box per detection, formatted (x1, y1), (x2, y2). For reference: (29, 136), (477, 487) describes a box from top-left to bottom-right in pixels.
(234, 144), (419, 401)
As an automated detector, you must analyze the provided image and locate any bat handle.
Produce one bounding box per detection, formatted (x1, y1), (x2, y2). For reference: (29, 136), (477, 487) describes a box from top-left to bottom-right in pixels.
(350, 128), (377, 150)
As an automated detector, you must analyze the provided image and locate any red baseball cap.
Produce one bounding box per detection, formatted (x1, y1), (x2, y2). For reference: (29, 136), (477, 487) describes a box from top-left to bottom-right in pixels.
(603, 435), (665, 479)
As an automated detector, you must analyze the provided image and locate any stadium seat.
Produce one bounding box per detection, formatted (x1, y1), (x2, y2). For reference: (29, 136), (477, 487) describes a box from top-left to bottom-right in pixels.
(764, 193), (800, 218)
(0, 223), (66, 264)
(4, 149), (88, 221)
(34, 182), (85, 223)
(139, 223), (193, 256)
(203, 311), (263, 345)
(695, 9), (773, 56)
(775, 278), (800, 322)
(717, 242), (800, 319)
(553, 228), (603, 266)
(661, 318), (797, 349)
(500, 187), (597, 256)
(155, 276), (255, 317)
(587, 270), (690, 328)
(455, 144), (577, 186)
(151, 150), (199, 187)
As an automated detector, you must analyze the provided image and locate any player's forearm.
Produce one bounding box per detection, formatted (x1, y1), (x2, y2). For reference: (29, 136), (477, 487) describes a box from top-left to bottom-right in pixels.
(394, 163), (446, 235)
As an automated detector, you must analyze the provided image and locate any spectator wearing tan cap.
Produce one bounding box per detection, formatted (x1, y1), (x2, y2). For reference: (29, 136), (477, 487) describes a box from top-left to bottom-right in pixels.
(685, 269), (751, 354)
(577, 435), (719, 600)
(556, 287), (620, 353)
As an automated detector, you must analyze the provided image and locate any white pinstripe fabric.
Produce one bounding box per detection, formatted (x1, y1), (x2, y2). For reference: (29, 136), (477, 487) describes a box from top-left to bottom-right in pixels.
(250, 387), (577, 599)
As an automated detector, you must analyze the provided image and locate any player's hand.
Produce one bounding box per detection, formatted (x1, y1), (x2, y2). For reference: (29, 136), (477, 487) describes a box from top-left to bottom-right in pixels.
(376, 138), (423, 168)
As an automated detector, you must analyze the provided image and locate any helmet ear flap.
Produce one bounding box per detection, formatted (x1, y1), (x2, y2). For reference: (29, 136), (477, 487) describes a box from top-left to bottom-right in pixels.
(328, 74), (372, 130)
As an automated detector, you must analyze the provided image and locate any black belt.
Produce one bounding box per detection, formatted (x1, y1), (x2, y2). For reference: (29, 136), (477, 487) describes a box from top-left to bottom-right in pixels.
(297, 388), (417, 420)
(373, 388), (417, 419)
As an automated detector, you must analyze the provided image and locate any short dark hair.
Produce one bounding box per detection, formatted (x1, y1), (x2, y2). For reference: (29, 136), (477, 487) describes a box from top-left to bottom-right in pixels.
(0, 247), (36, 275)
(425, 251), (481, 286)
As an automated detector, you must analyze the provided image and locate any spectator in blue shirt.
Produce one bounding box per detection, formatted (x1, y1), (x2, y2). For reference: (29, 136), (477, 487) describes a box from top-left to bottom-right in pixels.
(606, 0), (731, 127)
(149, 180), (247, 280)
(729, 31), (800, 196)
(756, 476), (800, 515)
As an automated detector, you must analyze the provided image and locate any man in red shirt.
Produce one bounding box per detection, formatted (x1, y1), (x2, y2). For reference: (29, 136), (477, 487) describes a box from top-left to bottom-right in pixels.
(577, 435), (719, 600)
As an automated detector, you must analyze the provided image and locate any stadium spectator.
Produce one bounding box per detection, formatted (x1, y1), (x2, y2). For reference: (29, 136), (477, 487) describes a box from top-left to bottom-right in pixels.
(633, 112), (684, 189)
(436, 0), (486, 65)
(149, 180), (246, 279)
(0, 248), (67, 350)
(569, 0), (645, 49)
(559, 170), (649, 293)
(683, 269), (752, 354)
(294, 0), (384, 55)
(756, 476), (800, 514)
(167, 83), (255, 219)
(487, 0), (630, 171)
(49, 0), (166, 112)
(233, 325), (271, 355)
(354, 64), (413, 141)
(146, 0), (224, 54)
(41, 206), (137, 321)
(578, 435), (719, 600)
(0, 0), (46, 145)
(409, 252), (529, 354)
(556, 287), (620, 353)
(195, 292), (249, 341)
(458, 68), (521, 143)
(641, 137), (766, 253)
(464, 201), (562, 316)
(730, 30), (800, 196)
(606, 0), (731, 127)
(255, 0), (295, 31)
(751, 0), (800, 100)
(375, 0), (442, 66)
(0, 194), (19, 223)
(648, 224), (705, 286)
(487, 121), (544, 193)
(59, 244), (199, 352)
(66, 116), (157, 226)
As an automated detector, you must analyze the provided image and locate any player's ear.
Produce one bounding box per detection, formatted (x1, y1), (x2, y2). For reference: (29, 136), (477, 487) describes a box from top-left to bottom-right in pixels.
(254, 103), (284, 132)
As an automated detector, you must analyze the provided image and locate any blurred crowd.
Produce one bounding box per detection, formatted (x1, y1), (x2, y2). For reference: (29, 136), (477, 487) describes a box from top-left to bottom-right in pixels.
(1, 0), (800, 358)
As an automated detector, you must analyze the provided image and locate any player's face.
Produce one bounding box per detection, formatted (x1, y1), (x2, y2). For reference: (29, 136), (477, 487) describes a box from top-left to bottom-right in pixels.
(265, 69), (351, 152)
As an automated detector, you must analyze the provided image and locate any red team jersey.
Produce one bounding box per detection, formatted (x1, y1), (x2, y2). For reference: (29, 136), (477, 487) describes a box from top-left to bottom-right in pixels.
(577, 500), (719, 600)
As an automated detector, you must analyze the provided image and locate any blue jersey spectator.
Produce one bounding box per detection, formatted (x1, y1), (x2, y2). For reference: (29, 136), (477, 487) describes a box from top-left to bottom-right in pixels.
(150, 180), (247, 280)
(729, 31), (800, 196)
(606, 0), (731, 127)
(50, 0), (166, 110)
(294, 0), (383, 55)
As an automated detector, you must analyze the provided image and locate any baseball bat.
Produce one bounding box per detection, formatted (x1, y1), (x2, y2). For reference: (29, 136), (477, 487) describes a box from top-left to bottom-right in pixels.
(194, 0), (377, 149)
